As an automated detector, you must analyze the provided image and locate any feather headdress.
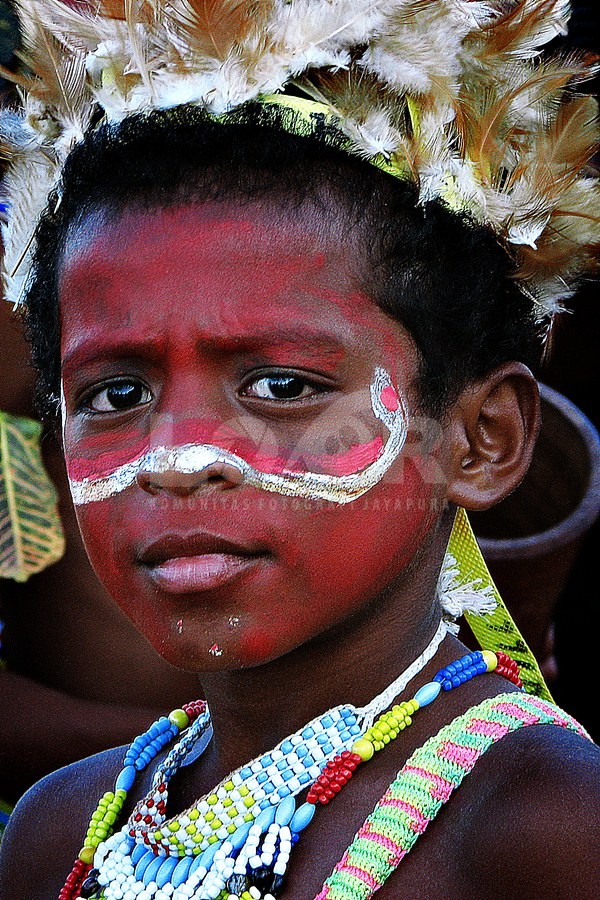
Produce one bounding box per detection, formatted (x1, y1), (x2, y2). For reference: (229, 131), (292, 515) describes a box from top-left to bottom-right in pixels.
(1, 0), (598, 313)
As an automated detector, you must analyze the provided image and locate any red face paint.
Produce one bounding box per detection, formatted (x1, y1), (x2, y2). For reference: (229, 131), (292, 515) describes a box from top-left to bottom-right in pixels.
(60, 202), (449, 671)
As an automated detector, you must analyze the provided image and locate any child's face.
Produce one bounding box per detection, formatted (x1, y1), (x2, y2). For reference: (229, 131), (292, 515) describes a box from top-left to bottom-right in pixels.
(59, 201), (450, 670)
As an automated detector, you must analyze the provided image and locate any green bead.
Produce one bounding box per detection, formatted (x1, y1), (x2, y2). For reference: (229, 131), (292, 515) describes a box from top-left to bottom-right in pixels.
(168, 708), (190, 730)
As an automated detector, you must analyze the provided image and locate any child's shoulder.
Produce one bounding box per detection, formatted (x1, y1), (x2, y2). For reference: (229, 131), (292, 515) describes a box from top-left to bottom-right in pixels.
(449, 721), (600, 898)
(0, 745), (125, 899)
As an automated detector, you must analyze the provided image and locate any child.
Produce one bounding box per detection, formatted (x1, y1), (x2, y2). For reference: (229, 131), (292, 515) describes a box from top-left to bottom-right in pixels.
(1, 2), (599, 898)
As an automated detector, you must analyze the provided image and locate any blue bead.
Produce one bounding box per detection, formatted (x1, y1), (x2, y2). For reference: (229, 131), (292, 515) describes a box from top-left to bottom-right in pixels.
(292, 833), (300, 844)
(240, 766), (253, 779)
(299, 772), (311, 784)
(447, 663), (457, 675)
(148, 724), (160, 738)
(156, 856), (179, 888)
(442, 680), (453, 691)
(414, 681), (441, 707)
(131, 843), (148, 866)
(321, 715), (333, 728)
(345, 714), (357, 725)
(276, 759), (287, 771)
(277, 785), (291, 798)
(275, 796), (296, 826)
(142, 854), (164, 885)
(451, 676), (461, 688)
(257, 771), (268, 784)
(263, 781), (274, 794)
(259, 798), (270, 809)
(303, 755), (314, 766)
(115, 765), (136, 792)
(316, 734), (327, 745)
(281, 740), (294, 754)
(349, 725), (361, 736)
(290, 802), (316, 834)
(322, 742), (333, 754)
(255, 805), (277, 832)
(172, 856), (193, 887)
(296, 745), (308, 758)
(260, 754), (273, 767)
(282, 770), (294, 782)
(301, 727), (315, 739)
(230, 821), (253, 850)
(459, 672), (467, 684)
(134, 849), (155, 879)
(339, 729), (351, 741)
(197, 841), (220, 871)
(472, 651), (483, 663)
(476, 661), (487, 674)
(433, 672), (445, 683)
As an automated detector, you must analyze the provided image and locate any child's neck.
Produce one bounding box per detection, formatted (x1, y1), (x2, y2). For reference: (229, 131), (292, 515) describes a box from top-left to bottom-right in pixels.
(200, 528), (452, 778)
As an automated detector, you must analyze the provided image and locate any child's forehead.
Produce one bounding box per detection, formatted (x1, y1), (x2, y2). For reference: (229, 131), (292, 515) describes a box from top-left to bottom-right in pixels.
(59, 201), (409, 355)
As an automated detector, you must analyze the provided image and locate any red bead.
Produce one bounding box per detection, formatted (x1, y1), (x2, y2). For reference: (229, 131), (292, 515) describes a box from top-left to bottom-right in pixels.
(330, 782), (342, 793)
(324, 788), (335, 799)
(341, 750), (351, 758)
(318, 794), (330, 805)
(144, 815), (153, 824)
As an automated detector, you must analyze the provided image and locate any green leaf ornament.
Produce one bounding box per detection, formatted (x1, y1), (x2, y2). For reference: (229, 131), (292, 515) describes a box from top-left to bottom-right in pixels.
(0, 410), (65, 581)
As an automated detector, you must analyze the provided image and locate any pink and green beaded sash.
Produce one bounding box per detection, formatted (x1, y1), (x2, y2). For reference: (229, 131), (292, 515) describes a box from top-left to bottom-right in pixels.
(316, 693), (590, 900)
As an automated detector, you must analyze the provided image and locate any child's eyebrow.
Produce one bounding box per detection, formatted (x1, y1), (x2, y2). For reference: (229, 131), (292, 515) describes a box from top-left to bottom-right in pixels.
(62, 328), (350, 374)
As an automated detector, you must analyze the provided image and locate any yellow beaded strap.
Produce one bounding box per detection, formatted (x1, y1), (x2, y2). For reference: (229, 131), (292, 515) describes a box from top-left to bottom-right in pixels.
(448, 507), (551, 702)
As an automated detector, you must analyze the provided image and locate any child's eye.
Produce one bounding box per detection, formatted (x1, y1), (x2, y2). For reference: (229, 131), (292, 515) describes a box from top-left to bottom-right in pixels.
(84, 379), (152, 413)
(243, 373), (323, 401)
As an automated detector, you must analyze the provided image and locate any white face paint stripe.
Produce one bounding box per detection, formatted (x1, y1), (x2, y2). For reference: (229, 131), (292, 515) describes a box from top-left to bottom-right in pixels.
(68, 367), (408, 506)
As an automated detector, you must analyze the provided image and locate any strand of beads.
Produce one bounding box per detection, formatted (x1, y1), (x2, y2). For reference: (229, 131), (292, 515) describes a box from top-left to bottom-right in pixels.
(68, 649), (519, 900)
(212, 650), (521, 899)
(59, 701), (207, 900)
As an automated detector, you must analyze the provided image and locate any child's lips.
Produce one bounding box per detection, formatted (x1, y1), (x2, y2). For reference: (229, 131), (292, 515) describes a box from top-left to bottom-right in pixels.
(146, 552), (261, 593)
(138, 532), (267, 593)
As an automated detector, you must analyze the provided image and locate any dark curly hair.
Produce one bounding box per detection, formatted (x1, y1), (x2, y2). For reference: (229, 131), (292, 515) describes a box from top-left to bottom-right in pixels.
(22, 101), (544, 421)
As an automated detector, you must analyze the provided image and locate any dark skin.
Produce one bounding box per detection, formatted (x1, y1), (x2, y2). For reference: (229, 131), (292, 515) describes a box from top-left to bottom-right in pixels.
(1, 199), (599, 898)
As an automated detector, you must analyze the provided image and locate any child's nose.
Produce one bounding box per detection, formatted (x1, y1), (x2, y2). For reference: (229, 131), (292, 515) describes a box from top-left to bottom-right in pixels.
(136, 459), (244, 497)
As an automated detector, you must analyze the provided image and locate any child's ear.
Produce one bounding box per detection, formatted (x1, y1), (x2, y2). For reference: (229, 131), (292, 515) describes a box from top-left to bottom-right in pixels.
(445, 362), (540, 511)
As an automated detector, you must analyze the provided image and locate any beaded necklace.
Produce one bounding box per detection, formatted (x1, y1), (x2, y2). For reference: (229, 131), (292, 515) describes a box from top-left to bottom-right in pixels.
(60, 642), (522, 900)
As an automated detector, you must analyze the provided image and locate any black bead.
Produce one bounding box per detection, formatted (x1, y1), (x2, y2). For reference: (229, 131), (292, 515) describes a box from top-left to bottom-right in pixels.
(226, 873), (248, 894)
(249, 865), (274, 890)
(79, 874), (100, 898)
(270, 873), (286, 896)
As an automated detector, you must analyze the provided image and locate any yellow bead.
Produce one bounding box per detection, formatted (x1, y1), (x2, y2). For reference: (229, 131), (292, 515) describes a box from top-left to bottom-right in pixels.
(189, 809), (199, 820)
(227, 823), (237, 834)
(79, 846), (95, 865)
(186, 824), (197, 834)
(371, 728), (383, 741)
(482, 650), (498, 672)
(205, 811), (215, 822)
(168, 709), (190, 730)
(211, 818), (222, 830)
(168, 821), (179, 832)
(227, 807), (237, 819)
(352, 738), (375, 761)
(239, 785), (250, 797)
(243, 796), (254, 808)
(378, 721), (390, 735)
(244, 813), (253, 822)
(222, 797), (233, 807)
(224, 780), (235, 791)
(387, 715), (398, 728)
(208, 834), (219, 844)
